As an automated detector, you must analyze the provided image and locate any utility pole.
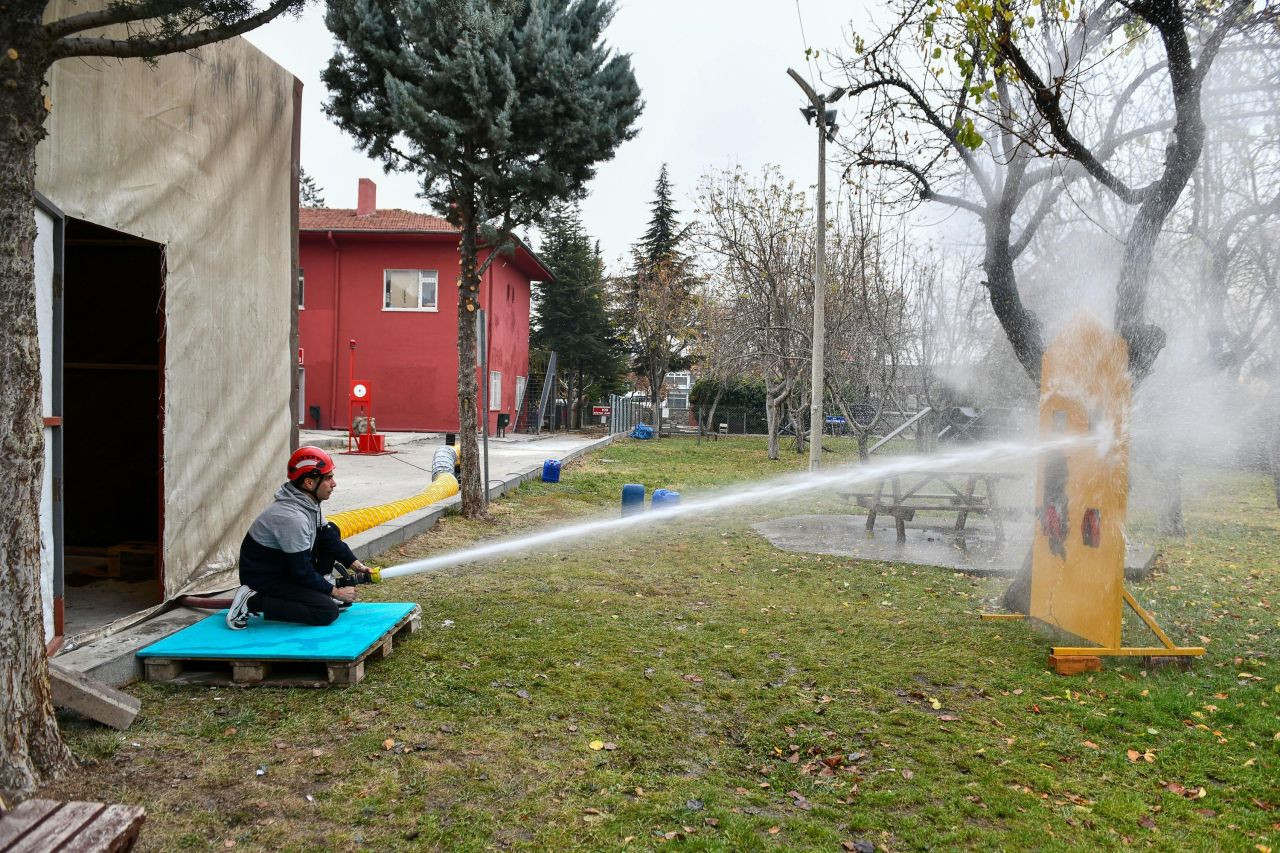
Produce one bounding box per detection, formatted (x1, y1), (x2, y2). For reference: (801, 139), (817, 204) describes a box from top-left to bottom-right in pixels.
(787, 69), (844, 471)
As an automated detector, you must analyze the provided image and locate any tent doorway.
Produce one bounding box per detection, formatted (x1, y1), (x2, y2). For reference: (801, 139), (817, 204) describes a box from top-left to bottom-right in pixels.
(62, 219), (165, 637)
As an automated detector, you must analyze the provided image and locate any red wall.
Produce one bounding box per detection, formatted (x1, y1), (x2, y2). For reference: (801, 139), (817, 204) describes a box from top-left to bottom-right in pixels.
(299, 232), (531, 432)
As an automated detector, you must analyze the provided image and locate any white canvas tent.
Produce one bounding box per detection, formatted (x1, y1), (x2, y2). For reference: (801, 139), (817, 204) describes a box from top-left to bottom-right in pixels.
(34, 26), (299, 645)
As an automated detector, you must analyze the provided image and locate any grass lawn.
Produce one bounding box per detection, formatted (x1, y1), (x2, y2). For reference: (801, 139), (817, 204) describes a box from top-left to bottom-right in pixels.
(48, 437), (1278, 851)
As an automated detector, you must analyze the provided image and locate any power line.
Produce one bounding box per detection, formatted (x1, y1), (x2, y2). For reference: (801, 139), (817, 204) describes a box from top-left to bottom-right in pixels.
(795, 0), (817, 88)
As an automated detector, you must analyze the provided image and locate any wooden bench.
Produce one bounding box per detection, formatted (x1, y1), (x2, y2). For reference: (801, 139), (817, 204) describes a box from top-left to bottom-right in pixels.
(843, 471), (1022, 543)
(0, 800), (144, 852)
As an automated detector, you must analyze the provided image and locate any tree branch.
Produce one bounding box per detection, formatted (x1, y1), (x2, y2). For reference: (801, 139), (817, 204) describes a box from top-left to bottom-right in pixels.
(994, 16), (1143, 203)
(50, 0), (300, 60)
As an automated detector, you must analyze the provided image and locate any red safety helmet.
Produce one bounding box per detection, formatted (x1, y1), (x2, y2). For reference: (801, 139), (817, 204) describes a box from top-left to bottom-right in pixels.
(287, 446), (335, 483)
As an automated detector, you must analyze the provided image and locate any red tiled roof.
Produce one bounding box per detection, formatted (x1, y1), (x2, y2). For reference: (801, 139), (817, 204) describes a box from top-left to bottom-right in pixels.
(300, 207), (458, 233)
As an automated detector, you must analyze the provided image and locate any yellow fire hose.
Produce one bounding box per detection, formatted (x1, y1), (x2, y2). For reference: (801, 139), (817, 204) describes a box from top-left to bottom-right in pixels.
(326, 472), (460, 539)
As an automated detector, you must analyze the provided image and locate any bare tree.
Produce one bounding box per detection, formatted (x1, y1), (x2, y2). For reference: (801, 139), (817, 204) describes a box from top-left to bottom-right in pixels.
(835, 0), (1271, 383)
(824, 199), (914, 459)
(695, 167), (814, 459)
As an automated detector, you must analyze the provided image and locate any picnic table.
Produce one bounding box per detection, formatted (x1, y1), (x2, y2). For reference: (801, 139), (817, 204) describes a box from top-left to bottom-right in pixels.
(844, 470), (1023, 543)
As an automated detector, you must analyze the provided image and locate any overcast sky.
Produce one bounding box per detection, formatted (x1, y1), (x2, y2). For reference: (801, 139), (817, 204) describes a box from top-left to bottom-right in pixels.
(244, 1), (878, 268)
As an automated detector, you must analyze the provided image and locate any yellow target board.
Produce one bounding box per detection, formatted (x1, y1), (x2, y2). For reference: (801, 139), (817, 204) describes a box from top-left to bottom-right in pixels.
(1029, 314), (1203, 662)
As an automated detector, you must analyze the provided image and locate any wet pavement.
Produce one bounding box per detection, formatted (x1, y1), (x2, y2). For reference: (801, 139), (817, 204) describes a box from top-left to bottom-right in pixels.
(752, 514), (1156, 578)
(753, 514), (1026, 575)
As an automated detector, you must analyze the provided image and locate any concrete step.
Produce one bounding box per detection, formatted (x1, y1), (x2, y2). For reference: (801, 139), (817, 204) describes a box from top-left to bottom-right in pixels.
(54, 607), (210, 688)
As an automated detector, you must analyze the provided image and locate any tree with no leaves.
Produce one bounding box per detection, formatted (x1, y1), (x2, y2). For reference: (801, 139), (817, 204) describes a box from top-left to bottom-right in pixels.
(1, 0), (307, 799)
(694, 166), (814, 460)
(835, 0), (1272, 383)
(323, 0), (641, 515)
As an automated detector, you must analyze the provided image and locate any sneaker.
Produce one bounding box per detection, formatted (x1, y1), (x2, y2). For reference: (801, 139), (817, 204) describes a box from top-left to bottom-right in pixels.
(226, 585), (256, 630)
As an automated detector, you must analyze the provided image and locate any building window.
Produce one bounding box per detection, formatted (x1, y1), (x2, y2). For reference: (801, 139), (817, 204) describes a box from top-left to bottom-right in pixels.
(489, 371), (502, 410)
(384, 269), (438, 311)
(515, 375), (527, 411)
(298, 268), (305, 309)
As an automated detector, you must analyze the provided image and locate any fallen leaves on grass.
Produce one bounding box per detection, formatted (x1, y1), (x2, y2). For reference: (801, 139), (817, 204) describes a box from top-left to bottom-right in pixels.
(1126, 749), (1157, 763)
(1162, 781), (1207, 798)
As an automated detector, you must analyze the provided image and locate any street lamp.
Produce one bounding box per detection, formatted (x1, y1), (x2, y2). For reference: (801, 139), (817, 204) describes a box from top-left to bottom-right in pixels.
(788, 69), (845, 471)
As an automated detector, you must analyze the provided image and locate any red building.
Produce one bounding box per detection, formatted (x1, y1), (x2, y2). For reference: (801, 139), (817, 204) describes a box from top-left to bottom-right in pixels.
(299, 179), (551, 432)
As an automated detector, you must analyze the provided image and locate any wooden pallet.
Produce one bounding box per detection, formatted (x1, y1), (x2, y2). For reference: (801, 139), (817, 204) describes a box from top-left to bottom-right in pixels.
(0, 799), (144, 852)
(142, 607), (420, 687)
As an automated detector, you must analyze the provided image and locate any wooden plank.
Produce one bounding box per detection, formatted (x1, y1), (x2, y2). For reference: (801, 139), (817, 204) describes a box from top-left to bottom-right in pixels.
(143, 660), (182, 681)
(1052, 646), (1206, 657)
(327, 661), (364, 685)
(49, 664), (140, 731)
(7, 802), (103, 853)
(1049, 654), (1102, 676)
(60, 804), (145, 853)
(954, 475), (980, 532)
(980, 613), (1026, 621)
(0, 800), (61, 850)
(232, 662), (270, 683)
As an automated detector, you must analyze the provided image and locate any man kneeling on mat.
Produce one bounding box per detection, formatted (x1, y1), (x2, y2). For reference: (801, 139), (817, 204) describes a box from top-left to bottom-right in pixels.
(226, 446), (374, 629)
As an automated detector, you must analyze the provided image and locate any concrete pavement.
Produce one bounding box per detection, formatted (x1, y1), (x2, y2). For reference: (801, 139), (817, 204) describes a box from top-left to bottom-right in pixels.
(299, 429), (616, 561)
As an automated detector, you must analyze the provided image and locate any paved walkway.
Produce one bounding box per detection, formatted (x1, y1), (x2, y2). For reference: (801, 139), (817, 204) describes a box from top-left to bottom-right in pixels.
(298, 429), (615, 561)
(299, 430), (607, 515)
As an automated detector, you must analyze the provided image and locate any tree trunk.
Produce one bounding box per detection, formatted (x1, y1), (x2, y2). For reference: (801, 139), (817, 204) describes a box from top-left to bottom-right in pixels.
(0, 29), (77, 797)
(857, 432), (869, 460)
(646, 358), (665, 433)
(764, 397), (780, 460)
(788, 401), (806, 454)
(456, 214), (485, 518)
(1271, 389), (1280, 509)
(704, 387), (723, 437)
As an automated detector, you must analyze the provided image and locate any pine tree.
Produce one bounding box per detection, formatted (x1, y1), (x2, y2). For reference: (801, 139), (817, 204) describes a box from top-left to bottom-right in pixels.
(299, 168), (326, 207)
(323, 0), (641, 516)
(533, 203), (625, 425)
(623, 165), (697, 429)
(637, 164), (683, 265)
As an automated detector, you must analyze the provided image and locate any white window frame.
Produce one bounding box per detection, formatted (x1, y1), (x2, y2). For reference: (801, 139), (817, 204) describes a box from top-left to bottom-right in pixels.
(515, 375), (527, 412)
(297, 267), (305, 309)
(383, 269), (439, 312)
(489, 371), (502, 410)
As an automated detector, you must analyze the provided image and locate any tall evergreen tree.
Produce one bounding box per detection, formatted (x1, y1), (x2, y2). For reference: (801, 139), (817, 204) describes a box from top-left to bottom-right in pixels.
(1, 0), (306, 797)
(323, 0), (641, 516)
(533, 203), (624, 425)
(299, 168), (326, 207)
(637, 164), (682, 265)
(624, 165), (697, 429)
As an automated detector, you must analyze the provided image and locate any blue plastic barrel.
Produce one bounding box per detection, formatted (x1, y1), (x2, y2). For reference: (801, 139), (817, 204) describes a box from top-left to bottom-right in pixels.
(621, 483), (645, 516)
(651, 488), (681, 509)
(542, 459), (562, 483)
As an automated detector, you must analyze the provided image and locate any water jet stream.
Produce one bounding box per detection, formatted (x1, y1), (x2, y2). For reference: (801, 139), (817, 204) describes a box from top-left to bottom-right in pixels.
(380, 433), (1103, 581)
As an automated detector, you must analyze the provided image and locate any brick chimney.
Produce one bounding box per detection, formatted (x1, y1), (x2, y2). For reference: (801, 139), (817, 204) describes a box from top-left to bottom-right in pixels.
(356, 178), (377, 217)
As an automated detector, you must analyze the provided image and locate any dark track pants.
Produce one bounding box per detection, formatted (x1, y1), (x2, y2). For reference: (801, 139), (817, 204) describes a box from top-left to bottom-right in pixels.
(248, 579), (339, 626)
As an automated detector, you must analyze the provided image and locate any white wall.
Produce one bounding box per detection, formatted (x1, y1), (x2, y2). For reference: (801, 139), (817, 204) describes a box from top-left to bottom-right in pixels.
(36, 24), (298, 597)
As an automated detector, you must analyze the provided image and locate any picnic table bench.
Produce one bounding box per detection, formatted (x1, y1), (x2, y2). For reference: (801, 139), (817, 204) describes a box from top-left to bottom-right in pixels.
(0, 800), (144, 852)
(843, 470), (1023, 543)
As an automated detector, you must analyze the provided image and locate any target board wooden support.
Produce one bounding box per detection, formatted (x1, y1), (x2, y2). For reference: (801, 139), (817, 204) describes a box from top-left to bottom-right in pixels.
(1028, 313), (1203, 664)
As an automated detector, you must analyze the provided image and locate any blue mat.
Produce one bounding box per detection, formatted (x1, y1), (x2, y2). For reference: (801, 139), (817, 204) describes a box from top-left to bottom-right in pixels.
(137, 602), (418, 662)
